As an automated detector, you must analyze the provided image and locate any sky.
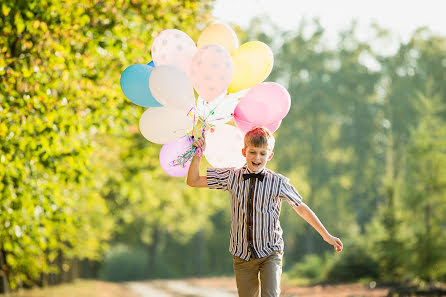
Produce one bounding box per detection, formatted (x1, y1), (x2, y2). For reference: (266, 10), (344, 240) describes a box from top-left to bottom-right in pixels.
(212, 0), (446, 49)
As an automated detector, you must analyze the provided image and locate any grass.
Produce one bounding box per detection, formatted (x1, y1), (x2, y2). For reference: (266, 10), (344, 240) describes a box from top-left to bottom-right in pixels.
(281, 272), (316, 286)
(1, 279), (139, 297)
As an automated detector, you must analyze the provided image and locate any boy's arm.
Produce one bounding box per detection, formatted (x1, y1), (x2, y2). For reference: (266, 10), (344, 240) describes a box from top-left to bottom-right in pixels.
(186, 154), (208, 187)
(294, 202), (343, 253)
(186, 136), (208, 188)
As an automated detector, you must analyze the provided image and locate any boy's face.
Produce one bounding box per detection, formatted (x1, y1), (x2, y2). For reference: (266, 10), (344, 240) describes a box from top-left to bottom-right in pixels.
(242, 144), (274, 173)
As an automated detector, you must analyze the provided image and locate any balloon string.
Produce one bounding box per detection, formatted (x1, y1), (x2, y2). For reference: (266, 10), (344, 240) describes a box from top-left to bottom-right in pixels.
(170, 141), (196, 167)
(202, 102), (221, 123)
(169, 107), (209, 168)
(170, 97), (236, 168)
(188, 106), (198, 137)
(208, 114), (233, 123)
(200, 95), (236, 125)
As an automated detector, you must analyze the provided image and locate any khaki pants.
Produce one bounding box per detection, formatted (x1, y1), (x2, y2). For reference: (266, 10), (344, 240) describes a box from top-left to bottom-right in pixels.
(233, 251), (282, 297)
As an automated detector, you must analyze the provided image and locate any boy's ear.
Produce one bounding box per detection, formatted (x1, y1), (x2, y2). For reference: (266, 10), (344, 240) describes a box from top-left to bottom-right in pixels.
(242, 148), (246, 157)
(268, 151), (274, 160)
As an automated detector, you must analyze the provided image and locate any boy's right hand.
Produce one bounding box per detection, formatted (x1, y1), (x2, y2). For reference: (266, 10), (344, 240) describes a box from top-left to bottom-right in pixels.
(192, 135), (206, 152)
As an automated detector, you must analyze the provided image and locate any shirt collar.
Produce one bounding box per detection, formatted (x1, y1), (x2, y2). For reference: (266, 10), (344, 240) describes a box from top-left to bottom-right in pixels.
(243, 164), (266, 175)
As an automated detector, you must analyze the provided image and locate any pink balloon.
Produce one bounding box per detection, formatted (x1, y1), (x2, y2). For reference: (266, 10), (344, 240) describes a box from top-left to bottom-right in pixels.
(190, 44), (233, 102)
(159, 136), (193, 177)
(234, 82), (291, 124)
(234, 117), (282, 134)
(151, 29), (197, 77)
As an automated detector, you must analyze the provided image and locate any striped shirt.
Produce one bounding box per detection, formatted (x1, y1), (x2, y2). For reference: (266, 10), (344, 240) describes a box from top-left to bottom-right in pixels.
(207, 165), (303, 261)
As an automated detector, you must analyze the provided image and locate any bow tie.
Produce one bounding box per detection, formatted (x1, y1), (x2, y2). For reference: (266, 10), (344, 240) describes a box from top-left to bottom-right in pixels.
(243, 172), (265, 182)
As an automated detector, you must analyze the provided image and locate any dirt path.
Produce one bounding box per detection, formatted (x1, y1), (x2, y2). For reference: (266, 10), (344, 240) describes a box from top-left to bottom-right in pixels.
(127, 277), (389, 297)
(127, 279), (237, 297)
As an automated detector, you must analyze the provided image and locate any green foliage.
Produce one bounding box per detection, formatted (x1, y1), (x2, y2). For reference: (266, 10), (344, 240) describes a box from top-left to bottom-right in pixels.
(286, 254), (325, 284)
(404, 93), (446, 281)
(0, 0), (215, 289)
(99, 130), (229, 279)
(98, 244), (148, 282)
(324, 244), (379, 282)
(149, 207), (234, 278)
(286, 244), (378, 284)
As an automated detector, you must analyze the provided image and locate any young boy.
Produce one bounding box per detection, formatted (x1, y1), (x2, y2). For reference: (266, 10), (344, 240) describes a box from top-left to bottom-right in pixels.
(187, 126), (343, 297)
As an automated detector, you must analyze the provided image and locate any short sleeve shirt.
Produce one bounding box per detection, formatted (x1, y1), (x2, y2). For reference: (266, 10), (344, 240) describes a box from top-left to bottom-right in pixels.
(207, 165), (302, 260)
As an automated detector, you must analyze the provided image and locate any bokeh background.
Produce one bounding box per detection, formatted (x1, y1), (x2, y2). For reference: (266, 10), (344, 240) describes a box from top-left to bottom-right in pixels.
(1, 0), (445, 294)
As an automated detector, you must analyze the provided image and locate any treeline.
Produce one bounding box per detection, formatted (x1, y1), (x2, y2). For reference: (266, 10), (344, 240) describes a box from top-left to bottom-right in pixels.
(1, 0), (446, 293)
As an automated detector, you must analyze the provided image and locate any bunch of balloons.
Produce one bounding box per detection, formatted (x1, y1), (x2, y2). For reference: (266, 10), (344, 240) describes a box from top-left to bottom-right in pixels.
(120, 23), (291, 177)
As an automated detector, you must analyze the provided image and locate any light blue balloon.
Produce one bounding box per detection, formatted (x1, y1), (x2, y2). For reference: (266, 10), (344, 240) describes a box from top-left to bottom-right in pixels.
(148, 60), (155, 67)
(120, 64), (162, 107)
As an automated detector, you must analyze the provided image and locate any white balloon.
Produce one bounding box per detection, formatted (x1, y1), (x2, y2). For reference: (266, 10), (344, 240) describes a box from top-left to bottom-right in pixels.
(139, 107), (193, 144)
(204, 124), (246, 168)
(196, 93), (238, 126)
(149, 65), (195, 112)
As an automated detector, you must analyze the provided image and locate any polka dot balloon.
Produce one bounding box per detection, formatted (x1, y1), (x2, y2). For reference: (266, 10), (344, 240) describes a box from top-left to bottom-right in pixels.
(151, 29), (197, 77)
(190, 44), (233, 103)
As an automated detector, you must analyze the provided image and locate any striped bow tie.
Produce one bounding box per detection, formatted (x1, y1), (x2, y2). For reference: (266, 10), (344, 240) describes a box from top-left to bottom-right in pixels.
(243, 172), (265, 182)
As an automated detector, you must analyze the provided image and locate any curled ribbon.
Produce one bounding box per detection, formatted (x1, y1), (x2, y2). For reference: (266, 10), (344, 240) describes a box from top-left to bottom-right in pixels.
(169, 100), (233, 168)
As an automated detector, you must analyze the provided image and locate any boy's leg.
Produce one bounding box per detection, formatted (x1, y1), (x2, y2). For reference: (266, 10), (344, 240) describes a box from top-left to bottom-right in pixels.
(259, 251), (282, 297)
(233, 256), (261, 297)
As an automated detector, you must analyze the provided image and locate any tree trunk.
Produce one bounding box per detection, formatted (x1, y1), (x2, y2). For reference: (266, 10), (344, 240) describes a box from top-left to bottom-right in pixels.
(423, 192), (433, 281)
(0, 271), (9, 294)
(0, 248), (10, 294)
(70, 259), (79, 282)
(146, 226), (160, 278)
(40, 273), (48, 287)
(195, 230), (204, 275)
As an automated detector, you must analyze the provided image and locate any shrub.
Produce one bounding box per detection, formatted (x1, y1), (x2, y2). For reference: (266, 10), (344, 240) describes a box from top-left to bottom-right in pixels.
(286, 254), (325, 284)
(98, 244), (149, 282)
(324, 245), (379, 282)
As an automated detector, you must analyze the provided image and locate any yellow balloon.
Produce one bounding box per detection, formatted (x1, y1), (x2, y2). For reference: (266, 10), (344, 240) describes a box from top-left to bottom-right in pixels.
(228, 41), (274, 93)
(197, 23), (239, 55)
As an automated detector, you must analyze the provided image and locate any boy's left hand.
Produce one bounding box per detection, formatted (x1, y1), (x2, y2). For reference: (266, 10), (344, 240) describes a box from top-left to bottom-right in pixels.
(324, 235), (343, 253)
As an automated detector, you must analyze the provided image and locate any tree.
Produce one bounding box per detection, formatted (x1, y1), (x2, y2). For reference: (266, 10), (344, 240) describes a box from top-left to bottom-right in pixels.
(405, 92), (446, 281)
(368, 28), (446, 282)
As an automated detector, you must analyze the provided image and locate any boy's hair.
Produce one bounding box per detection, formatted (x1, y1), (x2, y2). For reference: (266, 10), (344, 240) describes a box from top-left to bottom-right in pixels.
(244, 126), (275, 150)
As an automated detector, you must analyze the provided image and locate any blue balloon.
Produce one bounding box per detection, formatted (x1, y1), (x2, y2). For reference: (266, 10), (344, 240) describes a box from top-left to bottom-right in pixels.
(148, 60), (155, 67)
(120, 64), (162, 107)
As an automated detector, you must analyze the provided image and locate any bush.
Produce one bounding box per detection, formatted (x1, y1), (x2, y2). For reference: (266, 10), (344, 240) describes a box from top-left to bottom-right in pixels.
(98, 244), (149, 282)
(324, 245), (379, 282)
(286, 244), (379, 284)
(286, 254), (325, 284)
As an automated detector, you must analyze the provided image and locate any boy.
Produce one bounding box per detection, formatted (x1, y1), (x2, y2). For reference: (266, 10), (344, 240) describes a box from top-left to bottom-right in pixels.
(187, 126), (343, 297)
